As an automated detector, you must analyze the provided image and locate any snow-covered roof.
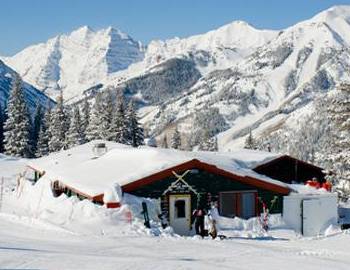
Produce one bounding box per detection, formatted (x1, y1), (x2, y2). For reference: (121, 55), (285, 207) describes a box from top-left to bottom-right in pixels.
(28, 140), (287, 197)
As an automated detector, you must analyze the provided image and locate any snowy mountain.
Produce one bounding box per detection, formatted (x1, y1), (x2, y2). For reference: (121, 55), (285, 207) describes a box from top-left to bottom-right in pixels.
(144, 21), (278, 74)
(2, 5), (350, 152)
(2, 26), (145, 100)
(2, 21), (278, 101)
(128, 5), (350, 150)
(0, 59), (53, 112)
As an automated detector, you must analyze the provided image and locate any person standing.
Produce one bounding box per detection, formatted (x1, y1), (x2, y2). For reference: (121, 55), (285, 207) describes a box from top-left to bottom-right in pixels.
(192, 205), (206, 237)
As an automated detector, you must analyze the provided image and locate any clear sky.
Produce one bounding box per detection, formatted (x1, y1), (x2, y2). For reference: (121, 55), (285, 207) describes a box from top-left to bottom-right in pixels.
(1, 0), (349, 56)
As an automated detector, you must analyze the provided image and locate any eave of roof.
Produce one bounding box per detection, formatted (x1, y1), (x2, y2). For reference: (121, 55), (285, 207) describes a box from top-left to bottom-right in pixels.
(29, 158), (291, 201)
(112, 159), (290, 196)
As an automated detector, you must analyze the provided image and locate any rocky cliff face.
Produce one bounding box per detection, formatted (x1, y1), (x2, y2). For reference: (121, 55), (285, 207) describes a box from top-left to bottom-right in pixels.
(2, 26), (144, 100)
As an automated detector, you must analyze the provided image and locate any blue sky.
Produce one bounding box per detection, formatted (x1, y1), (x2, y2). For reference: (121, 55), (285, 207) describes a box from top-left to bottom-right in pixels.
(1, 0), (349, 56)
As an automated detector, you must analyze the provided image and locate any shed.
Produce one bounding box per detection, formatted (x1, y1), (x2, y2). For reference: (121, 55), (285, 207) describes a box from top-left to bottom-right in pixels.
(283, 192), (338, 236)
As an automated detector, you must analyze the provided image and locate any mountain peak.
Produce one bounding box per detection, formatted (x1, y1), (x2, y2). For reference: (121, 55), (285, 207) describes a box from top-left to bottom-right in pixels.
(69, 25), (132, 41)
(77, 25), (94, 33)
(311, 5), (350, 22)
(70, 25), (95, 35)
(105, 26), (131, 40)
(4, 25), (145, 99)
(69, 25), (95, 42)
(217, 19), (277, 34)
(224, 20), (253, 28)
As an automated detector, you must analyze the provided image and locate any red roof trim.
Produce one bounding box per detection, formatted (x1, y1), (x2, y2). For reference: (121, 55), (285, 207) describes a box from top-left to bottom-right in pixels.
(62, 183), (95, 201)
(122, 159), (290, 195)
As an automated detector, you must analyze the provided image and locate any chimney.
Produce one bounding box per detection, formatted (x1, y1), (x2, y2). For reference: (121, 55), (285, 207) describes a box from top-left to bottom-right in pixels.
(92, 143), (108, 158)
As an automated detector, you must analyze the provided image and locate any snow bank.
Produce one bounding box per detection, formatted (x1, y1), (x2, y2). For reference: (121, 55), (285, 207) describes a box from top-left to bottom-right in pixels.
(2, 177), (171, 237)
(1, 177), (337, 239)
(0, 154), (27, 194)
(208, 206), (287, 238)
(324, 224), (342, 237)
(0, 154), (27, 180)
(2, 176), (285, 239)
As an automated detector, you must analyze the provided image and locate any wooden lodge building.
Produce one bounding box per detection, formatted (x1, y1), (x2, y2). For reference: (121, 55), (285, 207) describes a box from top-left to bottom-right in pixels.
(27, 141), (325, 235)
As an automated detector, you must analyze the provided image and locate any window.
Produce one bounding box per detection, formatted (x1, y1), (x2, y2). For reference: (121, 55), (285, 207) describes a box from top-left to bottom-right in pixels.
(219, 191), (257, 219)
(175, 199), (186, 218)
(220, 192), (238, 218)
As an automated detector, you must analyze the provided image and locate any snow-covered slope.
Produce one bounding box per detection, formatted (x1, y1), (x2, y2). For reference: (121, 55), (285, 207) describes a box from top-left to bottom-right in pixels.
(217, 5), (350, 149)
(3, 26), (145, 100)
(134, 5), (350, 150)
(144, 21), (278, 74)
(0, 60), (54, 112)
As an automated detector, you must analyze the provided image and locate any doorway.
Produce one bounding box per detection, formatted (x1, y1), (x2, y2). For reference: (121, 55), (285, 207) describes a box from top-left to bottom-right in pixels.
(169, 194), (191, 235)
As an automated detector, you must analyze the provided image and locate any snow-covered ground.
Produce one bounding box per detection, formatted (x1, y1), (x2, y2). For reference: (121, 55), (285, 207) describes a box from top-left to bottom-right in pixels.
(1, 212), (350, 270)
(1, 153), (349, 269)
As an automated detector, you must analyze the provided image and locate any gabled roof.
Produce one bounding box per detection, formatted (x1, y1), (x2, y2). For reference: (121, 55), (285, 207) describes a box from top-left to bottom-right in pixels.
(253, 154), (324, 172)
(122, 159), (290, 195)
(28, 140), (290, 199)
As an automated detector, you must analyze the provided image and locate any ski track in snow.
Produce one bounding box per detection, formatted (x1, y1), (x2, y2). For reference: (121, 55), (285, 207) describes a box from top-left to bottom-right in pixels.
(0, 215), (350, 270)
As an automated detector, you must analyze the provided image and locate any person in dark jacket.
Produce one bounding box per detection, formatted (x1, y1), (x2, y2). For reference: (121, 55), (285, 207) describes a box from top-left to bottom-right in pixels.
(192, 206), (206, 237)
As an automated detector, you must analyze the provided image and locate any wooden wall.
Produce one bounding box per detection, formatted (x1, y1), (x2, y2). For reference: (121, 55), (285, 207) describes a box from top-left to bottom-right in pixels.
(128, 168), (284, 216)
(254, 156), (325, 184)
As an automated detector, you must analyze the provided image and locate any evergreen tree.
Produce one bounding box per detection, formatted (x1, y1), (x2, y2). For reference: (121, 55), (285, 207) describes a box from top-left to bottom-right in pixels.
(3, 75), (32, 157)
(171, 127), (181, 149)
(81, 98), (90, 142)
(66, 105), (85, 148)
(244, 130), (257, 150)
(190, 106), (228, 147)
(320, 83), (350, 199)
(31, 103), (44, 154)
(99, 90), (114, 140)
(0, 103), (5, 153)
(86, 92), (103, 141)
(198, 130), (218, 151)
(64, 106), (72, 148)
(36, 106), (51, 157)
(48, 92), (68, 152)
(109, 92), (128, 143)
(125, 100), (144, 147)
(146, 137), (157, 147)
(207, 136), (218, 152)
(160, 135), (168, 148)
